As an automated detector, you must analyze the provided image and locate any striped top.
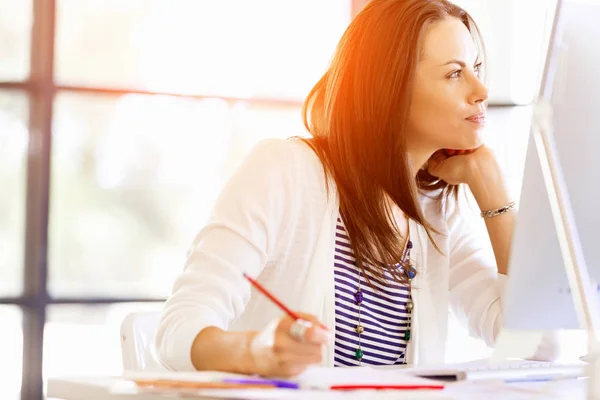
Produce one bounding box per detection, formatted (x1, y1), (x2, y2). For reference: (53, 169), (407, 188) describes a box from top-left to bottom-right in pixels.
(333, 216), (412, 367)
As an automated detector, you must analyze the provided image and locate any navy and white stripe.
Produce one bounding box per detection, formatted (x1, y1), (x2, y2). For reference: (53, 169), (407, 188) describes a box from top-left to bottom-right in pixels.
(333, 216), (412, 367)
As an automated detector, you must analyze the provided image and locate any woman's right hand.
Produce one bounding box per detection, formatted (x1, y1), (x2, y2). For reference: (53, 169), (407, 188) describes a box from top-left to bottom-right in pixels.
(247, 312), (332, 378)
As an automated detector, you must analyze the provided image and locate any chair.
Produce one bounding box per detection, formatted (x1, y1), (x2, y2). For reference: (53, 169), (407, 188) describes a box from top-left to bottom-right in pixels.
(120, 311), (166, 371)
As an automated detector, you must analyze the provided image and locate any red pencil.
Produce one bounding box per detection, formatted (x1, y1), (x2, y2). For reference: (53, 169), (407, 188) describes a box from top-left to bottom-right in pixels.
(331, 384), (444, 390)
(242, 272), (329, 331)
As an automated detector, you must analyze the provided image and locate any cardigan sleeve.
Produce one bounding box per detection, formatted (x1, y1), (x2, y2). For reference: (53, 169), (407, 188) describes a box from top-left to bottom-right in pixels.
(446, 192), (507, 347)
(154, 139), (298, 371)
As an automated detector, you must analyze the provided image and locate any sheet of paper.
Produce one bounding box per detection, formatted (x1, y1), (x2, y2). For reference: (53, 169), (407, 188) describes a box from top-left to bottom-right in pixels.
(444, 379), (585, 399)
(293, 365), (445, 389)
(400, 357), (560, 376)
(492, 330), (546, 362)
(122, 369), (251, 383)
(123, 366), (442, 389)
(49, 375), (584, 400)
(178, 388), (453, 400)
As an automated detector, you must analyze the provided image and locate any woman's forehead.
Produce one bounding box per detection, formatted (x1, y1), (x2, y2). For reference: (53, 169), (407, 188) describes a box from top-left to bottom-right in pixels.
(419, 17), (479, 65)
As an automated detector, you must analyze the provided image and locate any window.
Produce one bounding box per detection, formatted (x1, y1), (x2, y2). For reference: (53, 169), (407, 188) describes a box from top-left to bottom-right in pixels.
(43, 303), (163, 381)
(1, 1), (352, 399)
(0, 0), (32, 81)
(49, 93), (304, 297)
(0, 306), (23, 400)
(55, 0), (350, 100)
(0, 92), (28, 296)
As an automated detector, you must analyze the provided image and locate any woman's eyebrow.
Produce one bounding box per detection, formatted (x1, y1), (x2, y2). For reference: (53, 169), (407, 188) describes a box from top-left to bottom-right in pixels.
(439, 58), (481, 68)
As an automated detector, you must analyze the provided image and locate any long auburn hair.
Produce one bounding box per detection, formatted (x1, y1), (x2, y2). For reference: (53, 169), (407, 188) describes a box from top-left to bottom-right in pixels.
(301, 0), (486, 286)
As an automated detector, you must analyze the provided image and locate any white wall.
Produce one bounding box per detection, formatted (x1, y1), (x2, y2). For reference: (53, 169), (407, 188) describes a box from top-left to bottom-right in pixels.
(454, 0), (557, 105)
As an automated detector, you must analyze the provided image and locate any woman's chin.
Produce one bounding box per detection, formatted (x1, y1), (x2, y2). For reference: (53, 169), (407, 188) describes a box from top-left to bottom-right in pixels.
(443, 141), (482, 153)
(457, 133), (484, 150)
(435, 131), (483, 153)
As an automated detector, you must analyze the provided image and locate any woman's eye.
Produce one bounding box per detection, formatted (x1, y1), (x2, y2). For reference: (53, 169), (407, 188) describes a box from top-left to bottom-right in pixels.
(474, 62), (483, 76)
(449, 70), (462, 79)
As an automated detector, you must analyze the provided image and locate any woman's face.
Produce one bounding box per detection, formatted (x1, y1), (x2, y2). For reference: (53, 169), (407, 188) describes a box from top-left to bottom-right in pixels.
(407, 17), (488, 155)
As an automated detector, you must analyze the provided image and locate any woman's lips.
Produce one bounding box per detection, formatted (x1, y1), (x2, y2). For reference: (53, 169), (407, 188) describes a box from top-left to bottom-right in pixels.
(466, 113), (486, 125)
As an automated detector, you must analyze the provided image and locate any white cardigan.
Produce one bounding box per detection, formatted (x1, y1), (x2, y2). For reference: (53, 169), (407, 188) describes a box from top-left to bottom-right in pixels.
(155, 138), (507, 371)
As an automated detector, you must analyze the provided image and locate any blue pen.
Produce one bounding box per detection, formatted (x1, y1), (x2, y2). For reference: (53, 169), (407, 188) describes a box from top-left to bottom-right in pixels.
(223, 378), (300, 389)
(505, 375), (582, 384)
(505, 377), (555, 383)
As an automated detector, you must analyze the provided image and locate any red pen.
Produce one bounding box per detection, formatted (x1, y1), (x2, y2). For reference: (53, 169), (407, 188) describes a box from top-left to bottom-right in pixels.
(242, 272), (329, 331)
(331, 384), (444, 390)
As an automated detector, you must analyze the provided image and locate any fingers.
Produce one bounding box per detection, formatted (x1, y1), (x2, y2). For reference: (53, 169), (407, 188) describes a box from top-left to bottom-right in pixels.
(429, 148), (477, 175)
(274, 332), (323, 358)
(270, 361), (309, 378)
(295, 312), (329, 332)
(304, 324), (332, 345)
(428, 152), (447, 175)
(269, 333), (323, 378)
(444, 148), (457, 156)
(278, 314), (331, 346)
(431, 152), (447, 164)
(442, 148), (477, 157)
(252, 313), (328, 378)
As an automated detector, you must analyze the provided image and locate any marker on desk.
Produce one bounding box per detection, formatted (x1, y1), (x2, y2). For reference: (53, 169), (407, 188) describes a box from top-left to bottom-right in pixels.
(505, 374), (582, 384)
(223, 378), (300, 389)
(242, 272), (329, 331)
(133, 380), (277, 390)
(505, 377), (556, 383)
(330, 384), (445, 390)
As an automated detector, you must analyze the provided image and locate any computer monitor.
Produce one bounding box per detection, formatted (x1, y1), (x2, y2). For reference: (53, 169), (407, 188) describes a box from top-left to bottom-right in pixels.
(496, 0), (600, 358)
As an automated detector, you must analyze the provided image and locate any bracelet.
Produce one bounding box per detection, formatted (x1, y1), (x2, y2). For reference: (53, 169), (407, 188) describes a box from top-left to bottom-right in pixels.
(480, 201), (517, 219)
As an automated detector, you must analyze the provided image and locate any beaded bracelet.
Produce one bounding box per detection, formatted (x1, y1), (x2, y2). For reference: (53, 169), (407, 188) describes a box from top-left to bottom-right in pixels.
(480, 201), (517, 219)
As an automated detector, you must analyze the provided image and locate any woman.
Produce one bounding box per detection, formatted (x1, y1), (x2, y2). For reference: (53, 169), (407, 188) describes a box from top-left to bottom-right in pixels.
(155, 0), (544, 377)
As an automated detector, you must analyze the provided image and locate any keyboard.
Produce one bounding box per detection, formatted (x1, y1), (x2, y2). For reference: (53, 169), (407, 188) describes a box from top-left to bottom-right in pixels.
(406, 359), (585, 381)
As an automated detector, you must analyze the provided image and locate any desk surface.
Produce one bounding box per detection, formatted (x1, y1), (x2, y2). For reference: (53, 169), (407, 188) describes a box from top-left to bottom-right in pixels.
(47, 376), (586, 400)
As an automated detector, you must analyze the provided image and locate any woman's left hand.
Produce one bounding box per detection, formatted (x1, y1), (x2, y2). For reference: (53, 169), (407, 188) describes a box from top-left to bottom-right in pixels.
(429, 145), (514, 277)
(427, 145), (498, 186)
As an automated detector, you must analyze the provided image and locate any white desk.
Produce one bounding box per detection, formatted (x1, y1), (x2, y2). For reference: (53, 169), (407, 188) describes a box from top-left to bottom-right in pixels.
(47, 376), (586, 400)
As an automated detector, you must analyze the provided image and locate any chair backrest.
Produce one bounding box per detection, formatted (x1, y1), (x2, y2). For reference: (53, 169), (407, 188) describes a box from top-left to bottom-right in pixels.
(120, 311), (166, 371)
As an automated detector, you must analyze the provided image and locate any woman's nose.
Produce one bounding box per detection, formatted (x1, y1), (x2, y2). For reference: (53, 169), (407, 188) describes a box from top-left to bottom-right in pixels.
(469, 77), (489, 105)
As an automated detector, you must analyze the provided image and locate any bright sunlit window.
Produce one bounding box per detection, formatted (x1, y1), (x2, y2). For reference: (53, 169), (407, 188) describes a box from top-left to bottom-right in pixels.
(55, 0), (351, 100)
(1, 1), (352, 399)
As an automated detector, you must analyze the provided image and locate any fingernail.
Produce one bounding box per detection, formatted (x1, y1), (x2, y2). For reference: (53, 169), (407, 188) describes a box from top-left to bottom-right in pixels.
(327, 331), (334, 345)
(314, 328), (331, 344)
